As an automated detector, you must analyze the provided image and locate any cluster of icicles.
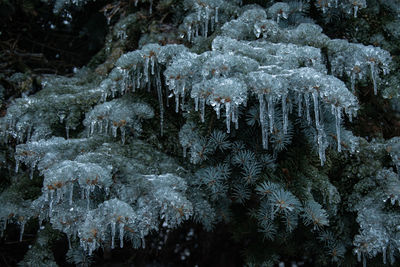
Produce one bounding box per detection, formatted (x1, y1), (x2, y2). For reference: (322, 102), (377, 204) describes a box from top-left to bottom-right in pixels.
(314, 0), (367, 18)
(102, 42), (359, 166)
(354, 245), (392, 267)
(183, 0), (221, 42)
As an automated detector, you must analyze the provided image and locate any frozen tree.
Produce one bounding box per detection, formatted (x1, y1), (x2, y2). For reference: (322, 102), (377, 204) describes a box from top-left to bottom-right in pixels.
(0, 0), (399, 266)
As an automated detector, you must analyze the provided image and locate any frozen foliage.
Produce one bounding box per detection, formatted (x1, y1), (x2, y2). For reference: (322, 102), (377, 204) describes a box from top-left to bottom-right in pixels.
(0, 73), (102, 142)
(83, 96), (154, 143)
(345, 139), (400, 266)
(1, 0), (399, 265)
(3, 133), (195, 255)
(182, 0), (224, 39)
(53, 0), (155, 14)
(307, 0), (367, 18)
(18, 226), (59, 267)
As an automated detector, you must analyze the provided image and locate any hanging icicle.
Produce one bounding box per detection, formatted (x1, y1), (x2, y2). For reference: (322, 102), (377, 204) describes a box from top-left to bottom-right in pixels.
(282, 94), (288, 134)
(267, 95), (275, 133)
(382, 246), (387, 265)
(305, 93), (311, 125)
(69, 183), (74, 205)
(19, 221), (25, 242)
(297, 92), (303, 117)
(225, 102), (231, 133)
(156, 65), (164, 136)
(15, 159), (19, 173)
(335, 106), (342, 152)
(259, 94), (269, 150)
(49, 190), (54, 217)
(369, 61), (378, 95)
(111, 221), (116, 249)
(119, 223), (125, 248)
(200, 98), (205, 123)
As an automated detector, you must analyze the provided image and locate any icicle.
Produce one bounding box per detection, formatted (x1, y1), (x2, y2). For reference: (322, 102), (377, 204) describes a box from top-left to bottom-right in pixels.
(86, 188), (90, 210)
(49, 190), (54, 217)
(136, 72), (141, 89)
(67, 235), (71, 249)
(233, 105), (239, 130)
(88, 240), (96, 256)
(259, 94), (269, 149)
(297, 92), (303, 117)
(151, 56), (155, 76)
(204, 7), (209, 37)
(15, 159), (19, 173)
(105, 120), (109, 134)
(121, 127), (126, 144)
(181, 86), (185, 111)
(131, 73), (136, 92)
(304, 93), (311, 124)
(147, 76), (151, 92)
(215, 102), (221, 119)
(187, 25), (192, 42)
(141, 235), (146, 249)
(312, 92), (320, 128)
(335, 107), (342, 152)
(362, 253), (366, 267)
(267, 95), (274, 133)
(215, 7), (219, 23)
(149, 0), (153, 14)
(357, 250), (361, 262)
(194, 97), (199, 111)
(383, 246), (387, 264)
(156, 67), (164, 136)
(56, 187), (62, 203)
(69, 183), (74, 205)
(119, 223), (125, 248)
(111, 221), (116, 249)
(347, 108), (353, 123)
(19, 221), (25, 242)
(389, 247), (395, 265)
(66, 126), (70, 139)
(26, 125), (32, 141)
(99, 121), (103, 133)
(351, 70), (356, 92)
(29, 164), (35, 180)
(354, 5), (359, 18)
(165, 86), (170, 107)
(44, 190), (49, 201)
(225, 102), (231, 133)
(282, 94), (288, 134)
(111, 125), (118, 138)
(134, 0), (138, 6)
(183, 146), (187, 158)
(370, 62), (378, 95)
(105, 186), (110, 197)
(90, 121), (96, 136)
(144, 57), (150, 85)
(313, 92), (326, 165)
(288, 97), (293, 114)
(175, 94), (180, 113)
(200, 98), (205, 123)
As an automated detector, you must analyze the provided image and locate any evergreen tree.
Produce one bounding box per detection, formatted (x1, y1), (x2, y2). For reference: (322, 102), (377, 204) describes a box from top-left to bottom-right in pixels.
(0, 0), (399, 266)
